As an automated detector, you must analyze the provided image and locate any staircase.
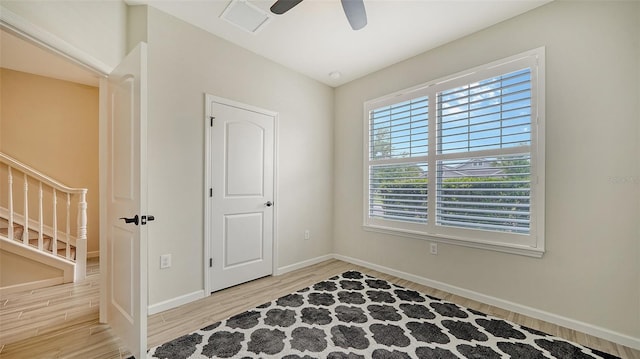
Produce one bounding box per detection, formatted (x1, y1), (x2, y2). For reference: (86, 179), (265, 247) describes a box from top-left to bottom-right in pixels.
(0, 217), (77, 260)
(0, 152), (87, 293)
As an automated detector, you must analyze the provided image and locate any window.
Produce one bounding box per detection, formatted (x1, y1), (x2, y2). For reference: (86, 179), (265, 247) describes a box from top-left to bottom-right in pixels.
(364, 48), (545, 257)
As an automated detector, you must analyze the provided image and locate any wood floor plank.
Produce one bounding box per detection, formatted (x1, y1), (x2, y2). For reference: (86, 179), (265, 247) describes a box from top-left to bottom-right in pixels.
(1, 311), (67, 337)
(0, 299), (50, 317)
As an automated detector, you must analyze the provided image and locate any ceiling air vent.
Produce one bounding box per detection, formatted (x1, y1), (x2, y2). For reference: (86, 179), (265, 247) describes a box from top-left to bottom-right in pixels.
(220, 0), (271, 34)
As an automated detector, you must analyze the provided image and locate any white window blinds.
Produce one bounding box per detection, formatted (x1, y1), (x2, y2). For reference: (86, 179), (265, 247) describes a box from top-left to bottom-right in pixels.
(364, 48), (545, 256)
(437, 69), (532, 154)
(435, 69), (532, 235)
(435, 155), (531, 234)
(368, 97), (428, 223)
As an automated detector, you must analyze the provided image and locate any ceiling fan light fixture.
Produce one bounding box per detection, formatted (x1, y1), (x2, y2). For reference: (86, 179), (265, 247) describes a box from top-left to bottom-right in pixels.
(221, 0), (271, 34)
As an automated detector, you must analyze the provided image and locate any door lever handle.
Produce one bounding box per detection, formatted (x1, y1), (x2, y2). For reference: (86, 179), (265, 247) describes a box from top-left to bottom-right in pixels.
(119, 215), (139, 225)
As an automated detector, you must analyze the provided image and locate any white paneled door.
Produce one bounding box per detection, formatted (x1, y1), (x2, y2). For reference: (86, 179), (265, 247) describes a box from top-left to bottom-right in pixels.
(105, 43), (148, 359)
(207, 96), (275, 292)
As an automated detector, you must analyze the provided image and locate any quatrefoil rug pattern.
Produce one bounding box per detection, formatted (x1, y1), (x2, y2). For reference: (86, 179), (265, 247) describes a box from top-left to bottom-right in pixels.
(148, 271), (618, 359)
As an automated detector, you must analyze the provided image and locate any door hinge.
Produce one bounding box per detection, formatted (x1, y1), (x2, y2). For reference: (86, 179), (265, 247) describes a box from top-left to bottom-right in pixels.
(210, 116), (215, 126)
(209, 258), (213, 267)
(209, 188), (213, 197)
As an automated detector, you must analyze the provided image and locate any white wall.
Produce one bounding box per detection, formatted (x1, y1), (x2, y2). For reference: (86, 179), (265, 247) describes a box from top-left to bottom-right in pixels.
(144, 7), (334, 306)
(1, 0), (127, 70)
(334, 0), (639, 340)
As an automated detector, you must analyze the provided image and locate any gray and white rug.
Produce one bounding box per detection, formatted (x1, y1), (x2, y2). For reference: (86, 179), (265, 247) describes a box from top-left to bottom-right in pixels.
(148, 271), (619, 358)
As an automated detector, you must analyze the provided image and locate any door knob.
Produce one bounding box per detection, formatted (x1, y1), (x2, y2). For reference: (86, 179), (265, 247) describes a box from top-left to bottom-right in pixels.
(265, 201), (273, 207)
(119, 215), (139, 225)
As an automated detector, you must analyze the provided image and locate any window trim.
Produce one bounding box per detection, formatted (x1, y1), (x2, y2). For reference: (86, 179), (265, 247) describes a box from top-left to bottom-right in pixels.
(362, 48), (545, 258)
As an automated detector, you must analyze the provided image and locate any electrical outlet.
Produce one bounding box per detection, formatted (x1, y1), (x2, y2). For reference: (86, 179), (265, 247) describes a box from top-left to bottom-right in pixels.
(304, 230), (310, 240)
(160, 254), (172, 269)
(430, 243), (438, 255)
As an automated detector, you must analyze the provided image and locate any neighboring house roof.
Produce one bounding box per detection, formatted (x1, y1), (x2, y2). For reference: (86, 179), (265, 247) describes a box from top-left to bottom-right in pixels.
(440, 159), (504, 178)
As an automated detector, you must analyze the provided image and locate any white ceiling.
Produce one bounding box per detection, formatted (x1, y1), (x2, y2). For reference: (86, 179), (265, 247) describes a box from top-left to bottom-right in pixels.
(1, 0), (551, 88)
(128, 0), (551, 87)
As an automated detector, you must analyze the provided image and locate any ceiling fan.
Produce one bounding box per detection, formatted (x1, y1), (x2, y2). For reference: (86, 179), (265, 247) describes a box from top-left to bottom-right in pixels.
(270, 0), (367, 30)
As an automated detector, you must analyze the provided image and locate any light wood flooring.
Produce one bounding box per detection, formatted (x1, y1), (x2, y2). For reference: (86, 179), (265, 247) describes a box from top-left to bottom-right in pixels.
(1, 258), (638, 358)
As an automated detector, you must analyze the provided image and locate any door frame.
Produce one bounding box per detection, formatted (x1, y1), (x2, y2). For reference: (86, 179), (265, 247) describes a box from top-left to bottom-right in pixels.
(0, 7), (110, 322)
(203, 94), (279, 296)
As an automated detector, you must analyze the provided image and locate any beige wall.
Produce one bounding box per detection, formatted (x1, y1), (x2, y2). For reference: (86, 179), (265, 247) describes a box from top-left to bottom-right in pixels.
(0, 249), (62, 287)
(144, 7), (335, 305)
(334, 0), (640, 339)
(0, 69), (100, 254)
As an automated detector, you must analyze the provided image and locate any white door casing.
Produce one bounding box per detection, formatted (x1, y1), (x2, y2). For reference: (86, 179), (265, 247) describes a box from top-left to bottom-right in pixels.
(205, 95), (276, 293)
(105, 43), (148, 359)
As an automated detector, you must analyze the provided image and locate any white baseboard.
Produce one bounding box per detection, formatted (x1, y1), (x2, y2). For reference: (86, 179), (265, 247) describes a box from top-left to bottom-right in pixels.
(87, 251), (99, 259)
(0, 277), (64, 296)
(146, 254), (336, 316)
(333, 254), (640, 350)
(148, 290), (205, 315)
(275, 254), (334, 276)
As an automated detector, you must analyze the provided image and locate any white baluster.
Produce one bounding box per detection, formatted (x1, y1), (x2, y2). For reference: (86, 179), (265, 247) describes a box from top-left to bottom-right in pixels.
(52, 188), (58, 256)
(7, 167), (14, 240)
(66, 193), (71, 259)
(38, 182), (43, 251)
(23, 174), (29, 245)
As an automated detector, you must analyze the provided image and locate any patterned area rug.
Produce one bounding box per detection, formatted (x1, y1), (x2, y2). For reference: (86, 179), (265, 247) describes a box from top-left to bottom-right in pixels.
(148, 271), (619, 358)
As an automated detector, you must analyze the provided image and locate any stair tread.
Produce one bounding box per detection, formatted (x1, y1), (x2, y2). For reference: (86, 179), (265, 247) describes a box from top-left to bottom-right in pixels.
(1, 225), (25, 241)
(1, 215), (77, 261)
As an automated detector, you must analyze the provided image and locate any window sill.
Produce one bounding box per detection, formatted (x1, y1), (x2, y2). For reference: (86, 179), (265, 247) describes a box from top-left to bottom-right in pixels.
(362, 224), (545, 258)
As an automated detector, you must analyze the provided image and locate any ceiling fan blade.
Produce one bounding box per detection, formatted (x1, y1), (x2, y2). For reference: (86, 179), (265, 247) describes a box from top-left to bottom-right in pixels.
(270, 0), (304, 15)
(341, 0), (367, 30)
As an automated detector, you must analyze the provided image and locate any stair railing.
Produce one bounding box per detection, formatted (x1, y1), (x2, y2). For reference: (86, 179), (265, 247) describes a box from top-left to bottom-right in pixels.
(0, 152), (87, 281)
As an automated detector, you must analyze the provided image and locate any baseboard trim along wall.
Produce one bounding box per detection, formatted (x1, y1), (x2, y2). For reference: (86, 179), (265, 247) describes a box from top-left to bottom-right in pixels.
(147, 255), (334, 315)
(0, 277), (64, 296)
(148, 290), (205, 316)
(333, 254), (640, 351)
(275, 254), (335, 276)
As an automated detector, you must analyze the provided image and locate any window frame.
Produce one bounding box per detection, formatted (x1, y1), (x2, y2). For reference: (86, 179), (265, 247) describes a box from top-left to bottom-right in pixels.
(362, 48), (545, 257)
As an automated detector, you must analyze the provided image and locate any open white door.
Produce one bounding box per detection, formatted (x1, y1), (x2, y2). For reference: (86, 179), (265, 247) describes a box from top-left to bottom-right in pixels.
(206, 96), (275, 292)
(105, 43), (148, 359)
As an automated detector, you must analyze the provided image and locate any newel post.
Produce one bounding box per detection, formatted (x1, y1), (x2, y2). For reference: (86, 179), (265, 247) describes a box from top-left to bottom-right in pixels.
(75, 189), (88, 281)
